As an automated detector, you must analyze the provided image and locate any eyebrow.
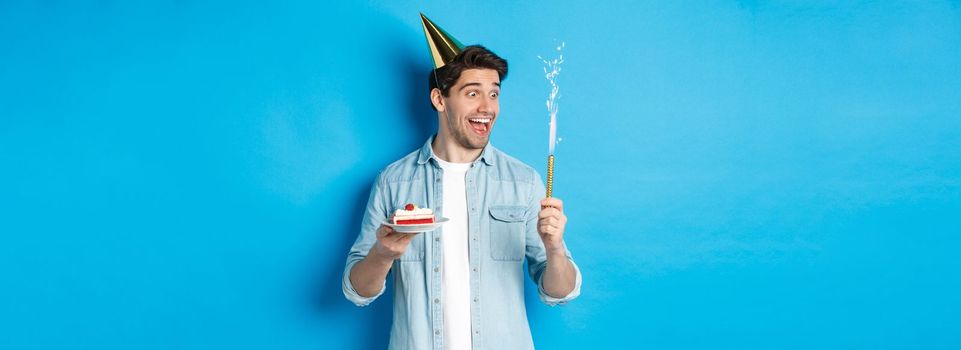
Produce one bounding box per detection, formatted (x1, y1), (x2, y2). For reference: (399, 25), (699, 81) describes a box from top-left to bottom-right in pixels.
(458, 82), (501, 92)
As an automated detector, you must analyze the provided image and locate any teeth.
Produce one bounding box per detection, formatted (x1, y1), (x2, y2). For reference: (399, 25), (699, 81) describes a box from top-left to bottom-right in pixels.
(469, 118), (491, 123)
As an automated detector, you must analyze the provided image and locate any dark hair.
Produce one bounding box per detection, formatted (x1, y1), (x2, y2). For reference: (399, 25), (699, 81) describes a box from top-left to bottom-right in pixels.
(428, 45), (508, 109)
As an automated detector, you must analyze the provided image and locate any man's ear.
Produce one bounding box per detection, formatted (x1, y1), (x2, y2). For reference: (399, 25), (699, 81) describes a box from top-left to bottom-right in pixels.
(430, 88), (446, 112)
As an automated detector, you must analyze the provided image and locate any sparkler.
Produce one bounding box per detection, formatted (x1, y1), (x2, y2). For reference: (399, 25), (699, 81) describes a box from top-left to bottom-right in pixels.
(539, 42), (564, 197)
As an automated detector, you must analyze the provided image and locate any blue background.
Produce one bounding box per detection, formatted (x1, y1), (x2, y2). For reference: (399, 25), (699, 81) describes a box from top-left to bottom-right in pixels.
(2, 1), (960, 349)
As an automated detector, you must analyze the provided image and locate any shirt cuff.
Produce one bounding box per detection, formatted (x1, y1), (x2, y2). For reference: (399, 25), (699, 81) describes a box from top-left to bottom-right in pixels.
(537, 258), (582, 306)
(342, 260), (387, 307)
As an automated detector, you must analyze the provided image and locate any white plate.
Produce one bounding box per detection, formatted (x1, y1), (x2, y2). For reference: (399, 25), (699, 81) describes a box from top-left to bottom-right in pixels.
(383, 217), (449, 233)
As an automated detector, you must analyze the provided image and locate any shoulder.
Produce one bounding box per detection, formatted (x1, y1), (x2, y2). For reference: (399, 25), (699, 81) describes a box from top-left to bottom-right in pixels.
(487, 146), (540, 184)
(376, 149), (423, 184)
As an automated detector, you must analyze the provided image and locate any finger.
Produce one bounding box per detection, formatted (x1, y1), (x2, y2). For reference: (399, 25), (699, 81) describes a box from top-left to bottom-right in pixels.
(538, 225), (551, 235)
(539, 216), (558, 227)
(540, 218), (564, 231)
(540, 197), (564, 211)
(391, 231), (412, 243)
(539, 228), (558, 239)
(539, 222), (559, 233)
(383, 229), (406, 243)
(538, 207), (562, 219)
(551, 214), (566, 227)
(377, 225), (393, 238)
(537, 222), (558, 232)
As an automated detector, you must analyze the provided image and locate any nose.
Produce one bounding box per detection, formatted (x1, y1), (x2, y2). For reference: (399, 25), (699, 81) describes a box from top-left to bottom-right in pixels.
(477, 97), (494, 115)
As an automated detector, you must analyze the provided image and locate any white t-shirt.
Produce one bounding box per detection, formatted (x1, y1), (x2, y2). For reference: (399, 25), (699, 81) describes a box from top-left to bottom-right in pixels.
(435, 157), (473, 350)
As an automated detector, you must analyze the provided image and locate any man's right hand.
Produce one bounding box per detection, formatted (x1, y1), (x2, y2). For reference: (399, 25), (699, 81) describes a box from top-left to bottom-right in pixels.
(370, 224), (415, 260)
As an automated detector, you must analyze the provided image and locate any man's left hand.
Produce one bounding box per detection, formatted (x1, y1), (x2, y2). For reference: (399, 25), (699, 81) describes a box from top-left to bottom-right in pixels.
(538, 197), (567, 256)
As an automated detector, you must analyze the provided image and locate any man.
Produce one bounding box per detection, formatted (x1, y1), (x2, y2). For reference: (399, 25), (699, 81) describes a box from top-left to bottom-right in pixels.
(342, 14), (582, 350)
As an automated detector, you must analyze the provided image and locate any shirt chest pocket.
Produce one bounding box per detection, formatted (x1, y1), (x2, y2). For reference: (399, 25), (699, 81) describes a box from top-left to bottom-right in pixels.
(488, 206), (527, 261)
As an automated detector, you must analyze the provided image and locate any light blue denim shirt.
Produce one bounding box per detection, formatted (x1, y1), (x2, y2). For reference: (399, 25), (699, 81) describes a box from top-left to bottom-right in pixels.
(342, 136), (582, 350)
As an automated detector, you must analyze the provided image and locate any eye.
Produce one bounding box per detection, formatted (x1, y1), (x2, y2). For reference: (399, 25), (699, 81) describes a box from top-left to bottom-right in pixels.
(489, 91), (499, 98)
(467, 91), (478, 97)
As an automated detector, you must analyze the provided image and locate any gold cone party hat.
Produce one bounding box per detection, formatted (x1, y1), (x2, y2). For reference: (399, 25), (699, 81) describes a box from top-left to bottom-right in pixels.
(420, 13), (464, 69)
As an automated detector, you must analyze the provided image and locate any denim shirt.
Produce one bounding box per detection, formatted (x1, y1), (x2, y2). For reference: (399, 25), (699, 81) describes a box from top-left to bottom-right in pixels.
(342, 136), (583, 350)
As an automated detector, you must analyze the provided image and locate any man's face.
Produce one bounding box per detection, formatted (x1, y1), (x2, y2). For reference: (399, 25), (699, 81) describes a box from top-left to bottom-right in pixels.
(436, 68), (501, 150)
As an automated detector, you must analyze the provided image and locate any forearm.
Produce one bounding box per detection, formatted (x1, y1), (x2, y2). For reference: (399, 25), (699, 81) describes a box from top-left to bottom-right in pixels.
(541, 248), (576, 298)
(349, 253), (394, 297)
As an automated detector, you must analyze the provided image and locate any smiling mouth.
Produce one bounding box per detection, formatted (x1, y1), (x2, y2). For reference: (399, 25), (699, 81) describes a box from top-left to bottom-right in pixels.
(468, 117), (492, 135)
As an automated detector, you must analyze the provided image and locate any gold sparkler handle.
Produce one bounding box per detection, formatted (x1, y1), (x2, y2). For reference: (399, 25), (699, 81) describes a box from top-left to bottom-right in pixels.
(546, 155), (554, 198)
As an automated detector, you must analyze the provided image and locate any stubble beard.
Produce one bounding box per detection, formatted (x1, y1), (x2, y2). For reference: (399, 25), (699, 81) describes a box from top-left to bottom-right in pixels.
(446, 112), (489, 150)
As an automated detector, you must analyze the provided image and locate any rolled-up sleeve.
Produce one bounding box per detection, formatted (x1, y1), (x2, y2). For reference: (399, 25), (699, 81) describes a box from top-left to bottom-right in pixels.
(525, 173), (583, 306)
(342, 171), (391, 307)
(342, 260), (386, 307)
(534, 256), (582, 306)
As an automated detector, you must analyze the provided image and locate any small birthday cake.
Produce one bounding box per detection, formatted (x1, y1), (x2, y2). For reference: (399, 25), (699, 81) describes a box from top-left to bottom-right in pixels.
(393, 203), (435, 225)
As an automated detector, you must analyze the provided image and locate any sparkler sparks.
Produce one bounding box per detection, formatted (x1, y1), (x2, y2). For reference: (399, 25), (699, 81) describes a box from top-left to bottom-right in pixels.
(538, 42), (564, 155)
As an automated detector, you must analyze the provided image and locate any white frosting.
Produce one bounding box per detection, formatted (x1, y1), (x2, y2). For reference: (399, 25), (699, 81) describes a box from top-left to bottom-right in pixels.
(394, 207), (433, 216)
(393, 206), (434, 224)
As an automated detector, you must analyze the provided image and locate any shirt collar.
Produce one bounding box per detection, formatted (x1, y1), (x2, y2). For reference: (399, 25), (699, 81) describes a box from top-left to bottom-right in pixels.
(417, 134), (495, 166)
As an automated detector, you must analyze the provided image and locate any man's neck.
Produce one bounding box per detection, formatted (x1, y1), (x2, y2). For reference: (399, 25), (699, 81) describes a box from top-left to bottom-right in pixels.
(431, 133), (483, 164)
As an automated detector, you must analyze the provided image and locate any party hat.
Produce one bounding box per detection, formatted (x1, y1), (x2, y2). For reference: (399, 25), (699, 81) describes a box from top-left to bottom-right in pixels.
(420, 13), (464, 69)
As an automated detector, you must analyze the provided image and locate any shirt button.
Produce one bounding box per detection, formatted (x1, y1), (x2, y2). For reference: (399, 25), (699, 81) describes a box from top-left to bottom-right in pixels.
(434, 298), (439, 304)
(435, 237), (440, 242)
(435, 330), (441, 335)
(434, 267), (439, 272)
(473, 268), (478, 272)
(473, 298), (478, 302)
